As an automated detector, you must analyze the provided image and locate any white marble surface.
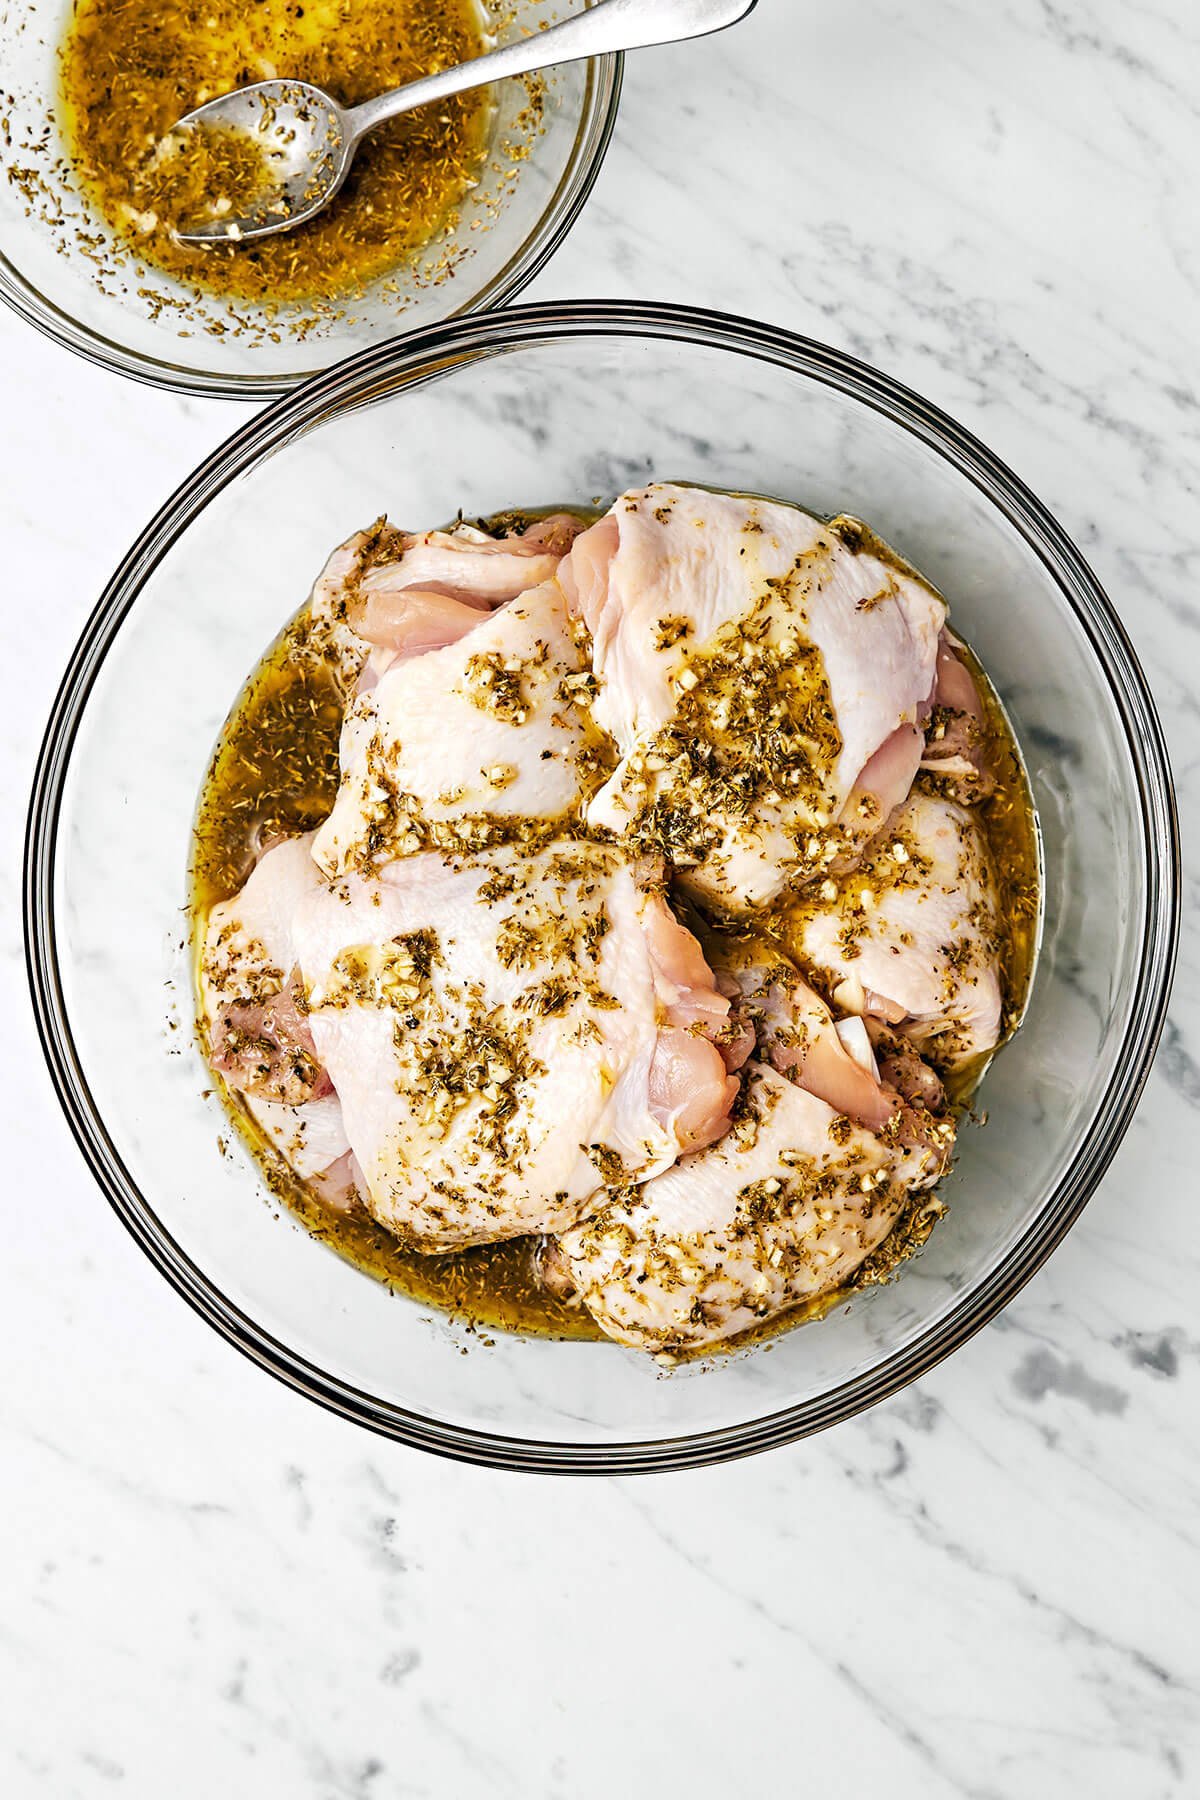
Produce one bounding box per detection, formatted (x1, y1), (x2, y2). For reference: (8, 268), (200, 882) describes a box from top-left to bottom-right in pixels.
(3, 1), (1198, 1794)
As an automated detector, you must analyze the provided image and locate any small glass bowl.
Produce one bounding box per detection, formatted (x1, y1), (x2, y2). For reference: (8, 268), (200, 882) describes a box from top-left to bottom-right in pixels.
(25, 302), (1179, 1472)
(0, 1), (620, 397)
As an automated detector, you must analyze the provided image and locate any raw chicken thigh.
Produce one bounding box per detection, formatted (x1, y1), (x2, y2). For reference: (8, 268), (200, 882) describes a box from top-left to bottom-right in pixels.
(296, 513), (584, 700)
(201, 833), (328, 1104)
(790, 790), (1004, 1070)
(313, 576), (605, 876)
(546, 932), (953, 1352)
(344, 513), (586, 666)
(719, 943), (943, 1142)
(560, 484), (946, 910)
(199, 835), (351, 1184)
(288, 840), (744, 1250)
(549, 1062), (945, 1354)
(309, 511), (585, 651)
(307, 512), (600, 876)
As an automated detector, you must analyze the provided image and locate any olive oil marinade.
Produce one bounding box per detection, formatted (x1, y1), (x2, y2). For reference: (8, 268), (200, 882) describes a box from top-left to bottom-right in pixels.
(191, 513), (1040, 1344)
(59, 0), (492, 305)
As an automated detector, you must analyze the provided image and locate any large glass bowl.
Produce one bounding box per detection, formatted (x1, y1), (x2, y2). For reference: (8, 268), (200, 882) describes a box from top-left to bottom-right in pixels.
(25, 302), (1179, 1472)
(0, 1), (619, 397)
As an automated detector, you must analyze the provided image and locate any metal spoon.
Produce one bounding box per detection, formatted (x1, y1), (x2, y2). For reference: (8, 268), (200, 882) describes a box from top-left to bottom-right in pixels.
(172, 0), (757, 246)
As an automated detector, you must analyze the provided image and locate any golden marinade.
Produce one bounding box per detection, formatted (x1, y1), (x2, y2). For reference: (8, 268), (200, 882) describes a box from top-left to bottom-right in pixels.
(58, 0), (492, 304)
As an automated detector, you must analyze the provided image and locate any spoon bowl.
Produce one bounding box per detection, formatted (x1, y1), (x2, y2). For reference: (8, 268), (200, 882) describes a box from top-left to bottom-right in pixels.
(174, 81), (351, 244)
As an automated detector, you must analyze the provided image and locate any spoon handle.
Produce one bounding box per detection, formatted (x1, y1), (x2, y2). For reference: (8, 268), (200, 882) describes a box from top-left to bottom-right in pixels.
(345, 0), (757, 142)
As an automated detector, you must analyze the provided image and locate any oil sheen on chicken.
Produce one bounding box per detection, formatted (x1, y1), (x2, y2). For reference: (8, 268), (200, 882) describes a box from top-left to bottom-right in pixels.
(204, 835), (747, 1252)
(549, 1063), (946, 1355)
(558, 484), (946, 911)
(196, 484), (1023, 1353)
(311, 515), (602, 876)
(546, 932), (954, 1352)
(789, 791), (1004, 1071)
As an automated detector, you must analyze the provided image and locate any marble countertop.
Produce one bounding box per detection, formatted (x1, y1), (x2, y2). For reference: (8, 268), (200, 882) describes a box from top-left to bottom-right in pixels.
(3, 1), (1198, 1794)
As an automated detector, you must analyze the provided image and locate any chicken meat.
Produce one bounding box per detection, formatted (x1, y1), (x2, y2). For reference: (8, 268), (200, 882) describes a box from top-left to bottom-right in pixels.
(790, 790), (1004, 1070)
(195, 483), (1026, 1352)
(199, 834), (351, 1185)
(718, 940), (951, 1157)
(545, 930), (953, 1352)
(313, 574), (608, 877)
(308, 511), (586, 645)
(919, 630), (995, 802)
(559, 484), (946, 911)
(548, 1060), (945, 1355)
(287, 839), (746, 1250)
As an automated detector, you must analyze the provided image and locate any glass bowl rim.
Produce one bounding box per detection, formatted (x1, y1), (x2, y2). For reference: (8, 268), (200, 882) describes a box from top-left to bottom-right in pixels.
(24, 298), (1181, 1473)
(0, 46), (622, 400)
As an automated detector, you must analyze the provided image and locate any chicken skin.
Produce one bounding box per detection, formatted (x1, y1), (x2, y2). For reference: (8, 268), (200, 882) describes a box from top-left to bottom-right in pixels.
(289, 839), (743, 1250)
(545, 930), (953, 1352)
(559, 484), (946, 911)
(307, 511), (603, 877)
(313, 576), (606, 876)
(199, 834), (350, 1183)
(205, 835), (746, 1250)
(549, 1061), (945, 1354)
(790, 790), (1004, 1070)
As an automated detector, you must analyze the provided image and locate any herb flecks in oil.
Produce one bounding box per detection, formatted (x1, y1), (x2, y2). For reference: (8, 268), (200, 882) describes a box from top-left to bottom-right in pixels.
(58, 0), (492, 305)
